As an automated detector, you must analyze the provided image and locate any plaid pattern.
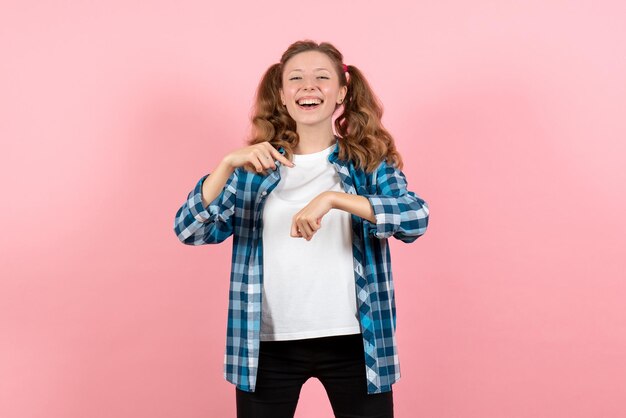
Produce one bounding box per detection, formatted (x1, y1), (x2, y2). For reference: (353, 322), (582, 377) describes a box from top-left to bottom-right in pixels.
(173, 138), (429, 394)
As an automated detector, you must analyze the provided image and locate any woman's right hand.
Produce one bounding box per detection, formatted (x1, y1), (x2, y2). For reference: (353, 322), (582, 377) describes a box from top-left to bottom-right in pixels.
(223, 142), (295, 175)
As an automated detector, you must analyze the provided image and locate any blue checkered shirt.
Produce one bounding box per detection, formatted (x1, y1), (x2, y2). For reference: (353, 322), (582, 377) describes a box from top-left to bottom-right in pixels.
(173, 139), (429, 394)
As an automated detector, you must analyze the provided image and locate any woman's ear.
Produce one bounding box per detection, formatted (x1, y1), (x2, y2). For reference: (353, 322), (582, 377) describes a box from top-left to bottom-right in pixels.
(337, 86), (348, 104)
(341, 85), (347, 100)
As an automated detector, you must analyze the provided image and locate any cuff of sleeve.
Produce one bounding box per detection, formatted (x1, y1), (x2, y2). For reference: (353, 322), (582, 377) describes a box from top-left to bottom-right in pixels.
(362, 195), (401, 238)
(187, 174), (222, 223)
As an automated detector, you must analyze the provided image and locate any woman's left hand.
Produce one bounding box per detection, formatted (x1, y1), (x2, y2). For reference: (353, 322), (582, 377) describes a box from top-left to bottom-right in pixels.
(290, 191), (334, 241)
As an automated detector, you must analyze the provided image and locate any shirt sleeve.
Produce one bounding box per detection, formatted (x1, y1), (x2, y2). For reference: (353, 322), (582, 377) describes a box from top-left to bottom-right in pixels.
(360, 160), (429, 243)
(173, 169), (239, 245)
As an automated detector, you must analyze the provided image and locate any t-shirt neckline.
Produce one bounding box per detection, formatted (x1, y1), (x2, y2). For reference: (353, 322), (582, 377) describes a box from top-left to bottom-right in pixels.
(292, 141), (336, 161)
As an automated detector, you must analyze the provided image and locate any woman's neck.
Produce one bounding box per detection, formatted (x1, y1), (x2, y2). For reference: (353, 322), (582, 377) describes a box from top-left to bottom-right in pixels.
(294, 125), (336, 154)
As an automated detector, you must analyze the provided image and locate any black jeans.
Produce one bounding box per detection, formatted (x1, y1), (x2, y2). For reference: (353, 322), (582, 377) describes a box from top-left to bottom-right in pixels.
(235, 333), (394, 418)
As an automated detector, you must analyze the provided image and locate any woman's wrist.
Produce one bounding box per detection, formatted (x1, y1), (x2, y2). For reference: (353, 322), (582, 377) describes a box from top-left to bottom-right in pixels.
(324, 191), (338, 209)
(326, 191), (376, 223)
(219, 155), (236, 172)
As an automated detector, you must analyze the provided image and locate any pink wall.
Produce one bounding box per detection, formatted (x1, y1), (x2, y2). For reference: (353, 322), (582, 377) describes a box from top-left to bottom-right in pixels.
(2, 1), (625, 417)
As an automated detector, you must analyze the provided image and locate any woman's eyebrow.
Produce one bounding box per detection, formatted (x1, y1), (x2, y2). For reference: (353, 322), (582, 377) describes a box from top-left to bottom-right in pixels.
(289, 67), (330, 72)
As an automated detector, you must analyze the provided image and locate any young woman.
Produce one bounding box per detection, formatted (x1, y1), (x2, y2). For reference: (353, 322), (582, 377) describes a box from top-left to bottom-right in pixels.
(173, 39), (429, 418)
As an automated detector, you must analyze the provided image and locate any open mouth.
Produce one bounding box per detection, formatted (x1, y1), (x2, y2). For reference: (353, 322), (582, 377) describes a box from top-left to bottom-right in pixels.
(296, 98), (323, 110)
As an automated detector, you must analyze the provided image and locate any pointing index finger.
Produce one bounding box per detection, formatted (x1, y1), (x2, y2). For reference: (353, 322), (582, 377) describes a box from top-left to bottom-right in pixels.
(270, 147), (295, 167)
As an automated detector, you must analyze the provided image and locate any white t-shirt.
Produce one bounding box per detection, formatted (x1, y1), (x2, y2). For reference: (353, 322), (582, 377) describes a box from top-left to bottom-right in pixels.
(260, 142), (361, 341)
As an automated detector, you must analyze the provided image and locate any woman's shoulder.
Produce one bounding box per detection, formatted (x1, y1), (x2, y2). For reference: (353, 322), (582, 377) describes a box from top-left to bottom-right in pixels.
(351, 156), (393, 177)
(230, 166), (279, 188)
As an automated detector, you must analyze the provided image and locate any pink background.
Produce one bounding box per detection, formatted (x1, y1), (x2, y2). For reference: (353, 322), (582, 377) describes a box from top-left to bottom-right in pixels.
(2, 1), (625, 417)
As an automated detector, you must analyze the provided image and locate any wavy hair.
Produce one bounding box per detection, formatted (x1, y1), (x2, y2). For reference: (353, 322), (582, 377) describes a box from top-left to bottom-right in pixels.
(246, 39), (404, 172)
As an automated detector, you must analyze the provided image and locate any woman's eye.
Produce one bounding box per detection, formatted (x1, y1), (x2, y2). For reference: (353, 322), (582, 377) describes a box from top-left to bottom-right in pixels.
(288, 76), (329, 80)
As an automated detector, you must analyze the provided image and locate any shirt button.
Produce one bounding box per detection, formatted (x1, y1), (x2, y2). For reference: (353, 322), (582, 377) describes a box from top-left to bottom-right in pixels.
(261, 191), (267, 196)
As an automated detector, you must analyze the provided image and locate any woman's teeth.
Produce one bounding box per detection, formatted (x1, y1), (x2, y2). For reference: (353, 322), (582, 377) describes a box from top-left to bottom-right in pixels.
(297, 99), (322, 109)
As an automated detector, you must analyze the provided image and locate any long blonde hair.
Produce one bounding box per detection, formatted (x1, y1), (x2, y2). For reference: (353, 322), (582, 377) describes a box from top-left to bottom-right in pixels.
(247, 39), (404, 172)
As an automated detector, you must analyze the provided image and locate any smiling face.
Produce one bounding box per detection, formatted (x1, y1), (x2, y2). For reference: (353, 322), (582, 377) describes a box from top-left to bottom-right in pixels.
(279, 50), (347, 129)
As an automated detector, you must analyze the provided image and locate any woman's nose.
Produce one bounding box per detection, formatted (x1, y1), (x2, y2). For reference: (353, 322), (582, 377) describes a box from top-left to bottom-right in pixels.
(303, 75), (318, 88)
